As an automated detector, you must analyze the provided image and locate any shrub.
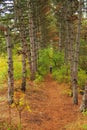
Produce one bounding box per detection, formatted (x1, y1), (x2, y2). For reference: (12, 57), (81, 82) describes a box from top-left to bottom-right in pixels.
(52, 50), (64, 68)
(81, 124), (87, 130)
(78, 68), (87, 89)
(13, 60), (22, 80)
(34, 73), (43, 83)
(0, 56), (8, 84)
(37, 48), (53, 77)
(52, 65), (70, 83)
(79, 39), (87, 71)
(37, 47), (65, 78)
(0, 55), (30, 84)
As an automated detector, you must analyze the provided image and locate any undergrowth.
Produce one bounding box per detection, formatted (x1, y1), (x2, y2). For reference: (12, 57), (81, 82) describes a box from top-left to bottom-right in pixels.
(0, 90), (31, 130)
(0, 47), (87, 90)
(64, 114), (87, 130)
(0, 121), (20, 130)
(52, 65), (70, 84)
(0, 55), (30, 85)
(35, 47), (87, 90)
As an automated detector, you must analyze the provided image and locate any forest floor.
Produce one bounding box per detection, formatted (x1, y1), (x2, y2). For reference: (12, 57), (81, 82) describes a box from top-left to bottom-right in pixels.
(0, 74), (86, 130)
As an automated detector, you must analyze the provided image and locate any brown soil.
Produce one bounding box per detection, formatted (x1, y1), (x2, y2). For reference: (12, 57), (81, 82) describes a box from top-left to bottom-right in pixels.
(0, 74), (83, 130)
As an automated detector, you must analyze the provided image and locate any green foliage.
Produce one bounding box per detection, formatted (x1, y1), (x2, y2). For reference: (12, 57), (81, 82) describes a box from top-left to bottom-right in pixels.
(11, 91), (31, 125)
(79, 39), (87, 71)
(82, 110), (87, 116)
(0, 55), (30, 84)
(34, 73), (43, 83)
(38, 48), (52, 76)
(78, 39), (87, 89)
(37, 47), (64, 77)
(0, 37), (7, 54)
(63, 89), (72, 97)
(0, 121), (20, 130)
(79, 56), (87, 71)
(78, 69), (87, 89)
(52, 50), (64, 68)
(81, 124), (87, 130)
(52, 65), (70, 83)
(37, 47), (67, 83)
(0, 57), (8, 84)
(13, 57), (22, 80)
(0, 56), (22, 83)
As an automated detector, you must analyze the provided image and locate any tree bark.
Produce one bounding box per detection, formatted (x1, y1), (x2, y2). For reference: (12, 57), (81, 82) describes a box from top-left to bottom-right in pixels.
(15, 0), (27, 91)
(72, 0), (82, 104)
(27, 1), (37, 80)
(5, 28), (14, 104)
(80, 81), (87, 112)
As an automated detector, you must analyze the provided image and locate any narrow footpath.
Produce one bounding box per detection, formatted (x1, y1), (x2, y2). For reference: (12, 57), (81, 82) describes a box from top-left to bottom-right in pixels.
(23, 74), (82, 130)
(0, 74), (82, 130)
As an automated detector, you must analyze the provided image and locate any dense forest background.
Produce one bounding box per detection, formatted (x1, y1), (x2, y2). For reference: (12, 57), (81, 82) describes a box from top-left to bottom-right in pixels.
(0, 0), (87, 129)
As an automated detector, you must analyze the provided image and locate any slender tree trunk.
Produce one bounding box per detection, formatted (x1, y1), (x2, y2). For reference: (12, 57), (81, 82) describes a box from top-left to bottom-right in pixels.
(5, 28), (14, 104)
(17, 0), (27, 91)
(65, 16), (69, 63)
(27, 1), (37, 80)
(64, 0), (71, 63)
(69, 22), (77, 104)
(72, 0), (82, 105)
(59, 23), (62, 51)
(32, 1), (38, 72)
(80, 81), (87, 112)
(20, 37), (27, 92)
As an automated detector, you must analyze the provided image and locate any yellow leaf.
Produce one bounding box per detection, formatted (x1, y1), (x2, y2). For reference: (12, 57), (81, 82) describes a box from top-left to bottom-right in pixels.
(26, 105), (31, 112)
(11, 103), (15, 108)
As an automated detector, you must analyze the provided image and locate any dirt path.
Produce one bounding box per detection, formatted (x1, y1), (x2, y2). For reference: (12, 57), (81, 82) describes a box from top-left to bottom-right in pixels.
(22, 74), (81, 130)
(0, 74), (82, 130)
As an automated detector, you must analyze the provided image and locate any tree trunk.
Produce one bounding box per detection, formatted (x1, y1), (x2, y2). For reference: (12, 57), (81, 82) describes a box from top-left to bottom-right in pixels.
(15, 0), (27, 91)
(20, 38), (27, 92)
(27, 1), (37, 80)
(80, 81), (87, 112)
(5, 28), (14, 104)
(72, 0), (82, 105)
(58, 23), (62, 51)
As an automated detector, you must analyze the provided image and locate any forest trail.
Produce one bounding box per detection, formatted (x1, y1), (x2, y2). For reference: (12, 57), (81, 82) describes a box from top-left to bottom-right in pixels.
(23, 74), (82, 130)
(0, 74), (82, 130)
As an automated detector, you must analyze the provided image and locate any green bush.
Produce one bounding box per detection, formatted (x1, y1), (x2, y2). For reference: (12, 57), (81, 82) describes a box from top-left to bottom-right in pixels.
(78, 69), (87, 89)
(0, 57), (8, 84)
(81, 124), (87, 130)
(52, 50), (64, 68)
(0, 55), (30, 84)
(79, 39), (87, 71)
(34, 73), (43, 83)
(13, 61), (22, 80)
(52, 65), (70, 83)
(0, 121), (21, 130)
(38, 48), (52, 76)
(37, 47), (64, 77)
(13, 56), (30, 80)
